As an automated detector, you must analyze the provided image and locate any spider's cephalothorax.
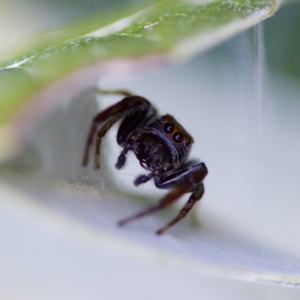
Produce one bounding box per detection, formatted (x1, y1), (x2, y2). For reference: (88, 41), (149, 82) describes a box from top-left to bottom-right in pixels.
(82, 88), (208, 235)
(134, 114), (193, 172)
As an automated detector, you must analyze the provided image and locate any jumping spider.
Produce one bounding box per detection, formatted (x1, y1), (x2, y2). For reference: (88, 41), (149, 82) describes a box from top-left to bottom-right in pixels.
(82, 88), (208, 235)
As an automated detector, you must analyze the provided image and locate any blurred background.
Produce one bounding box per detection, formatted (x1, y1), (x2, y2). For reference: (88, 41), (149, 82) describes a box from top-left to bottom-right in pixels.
(1, 0), (300, 299)
(1, 0), (299, 81)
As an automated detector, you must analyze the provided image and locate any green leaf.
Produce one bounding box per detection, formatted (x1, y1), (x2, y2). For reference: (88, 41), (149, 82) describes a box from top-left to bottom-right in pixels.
(0, 0), (279, 154)
(264, 2), (300, 80)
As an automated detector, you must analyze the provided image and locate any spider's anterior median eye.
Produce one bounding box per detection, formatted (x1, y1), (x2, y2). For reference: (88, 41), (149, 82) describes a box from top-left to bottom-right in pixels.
(164, 123), (175, 134)
(161, 116), (168, 122)
(173, 132), (184, 143)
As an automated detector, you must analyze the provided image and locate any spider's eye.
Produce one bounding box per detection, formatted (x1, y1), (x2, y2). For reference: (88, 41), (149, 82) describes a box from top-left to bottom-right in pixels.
(161, 116), (168, 122)
(164, 123), (175, 134)
(173, 132), (184, 143)
(184, 140), (191, 147)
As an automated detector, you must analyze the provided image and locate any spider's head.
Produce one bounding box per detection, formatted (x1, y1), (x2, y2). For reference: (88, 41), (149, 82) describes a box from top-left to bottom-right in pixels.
(135, 114), (194, 171)
(158, 114), (194, 164)
(160, 114), (193, 145)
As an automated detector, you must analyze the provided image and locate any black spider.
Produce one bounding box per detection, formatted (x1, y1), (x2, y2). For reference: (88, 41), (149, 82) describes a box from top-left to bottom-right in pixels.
(83, 88), (208, 234)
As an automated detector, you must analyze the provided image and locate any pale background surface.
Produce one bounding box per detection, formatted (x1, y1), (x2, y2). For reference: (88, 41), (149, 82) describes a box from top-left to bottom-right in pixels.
(1, 0), (300, 299)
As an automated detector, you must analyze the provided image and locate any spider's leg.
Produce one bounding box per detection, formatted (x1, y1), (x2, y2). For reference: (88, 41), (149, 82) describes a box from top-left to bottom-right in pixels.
(115, 102), (157, 170)
(114, 134), (134, 170)
(118, 162), (208, 233)
(95, 88), (134, 97)
(133, 166), (174, 186)
(133, 172), (156, 186)
(156, 184), (204, 235)
(118, 182), (191, 226)
(82, 95), (153, 167)
(94, 116), (118, 169)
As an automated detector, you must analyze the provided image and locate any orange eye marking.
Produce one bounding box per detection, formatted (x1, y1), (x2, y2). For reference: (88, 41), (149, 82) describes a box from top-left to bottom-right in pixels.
(161, 115), (171, 122)
(162, 116), (192, 146)
(184, 139), (191, 146)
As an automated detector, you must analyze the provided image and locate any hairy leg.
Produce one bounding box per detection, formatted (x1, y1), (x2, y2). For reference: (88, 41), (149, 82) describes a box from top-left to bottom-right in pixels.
(156, 184), (204, 235)
(94, 116), (118, 169)
(118, 182), (191, 227)
(82, 94), (151, 167)
(118, 162), (208, 234)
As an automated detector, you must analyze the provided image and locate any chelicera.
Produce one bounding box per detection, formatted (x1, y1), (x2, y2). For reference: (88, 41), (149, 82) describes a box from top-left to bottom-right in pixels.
(82, 88), (208, 235)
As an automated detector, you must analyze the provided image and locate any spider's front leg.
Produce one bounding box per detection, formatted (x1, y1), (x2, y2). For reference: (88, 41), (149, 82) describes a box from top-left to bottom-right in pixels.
(82, 89), (156, 169)
(118, 161), (208, 234)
